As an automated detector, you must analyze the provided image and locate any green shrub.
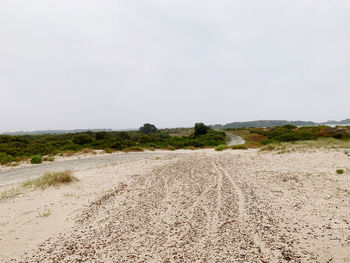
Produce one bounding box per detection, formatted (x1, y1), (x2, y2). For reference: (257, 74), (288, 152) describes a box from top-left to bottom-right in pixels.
(260, 139), (275, 145)
(73, 134), (94, 145)
(30, 155), (43, 164)
(0, 152), (14, 165)
(215, 144), (228, 151)
(95, 132), (109, 140)
(336, 169), (344, 174)
(105, 148), (113, 153)
(165, 146), (176, 151)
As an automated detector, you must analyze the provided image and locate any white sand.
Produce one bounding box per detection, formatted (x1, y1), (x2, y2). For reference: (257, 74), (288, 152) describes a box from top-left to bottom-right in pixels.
(1, 149), (349, 262)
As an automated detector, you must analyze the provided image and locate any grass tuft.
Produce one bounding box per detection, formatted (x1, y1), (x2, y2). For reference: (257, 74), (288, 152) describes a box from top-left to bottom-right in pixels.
(22, 170), (78, 190)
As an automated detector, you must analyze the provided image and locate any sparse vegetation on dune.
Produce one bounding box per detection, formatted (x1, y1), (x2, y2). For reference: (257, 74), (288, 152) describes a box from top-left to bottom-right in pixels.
(0, 170), (78, 200)
(22, 170), (78, 190)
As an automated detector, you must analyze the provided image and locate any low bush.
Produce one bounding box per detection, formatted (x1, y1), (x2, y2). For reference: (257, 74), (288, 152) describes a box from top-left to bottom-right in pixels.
(30, 155), (43, 164)
(104, 148), (113, 153)
(165, 146), (176, 151)
(260, 139), (275, 145)
(336, 169), (344, 174)
(73, 134), (94, 145)
(0, 152), (14, 165)
(215, 144), (228, 151)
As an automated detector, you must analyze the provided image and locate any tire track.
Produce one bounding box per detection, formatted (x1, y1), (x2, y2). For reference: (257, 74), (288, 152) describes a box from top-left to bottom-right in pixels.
(218, 165), (280, 262)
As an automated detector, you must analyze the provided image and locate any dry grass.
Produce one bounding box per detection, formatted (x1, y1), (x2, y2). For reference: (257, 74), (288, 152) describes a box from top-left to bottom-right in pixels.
(122, 146), (144, 153)
(43, 156), (55, 162)
(80, 148), (97, 154)
(0, 187), (22, 200)
(22, 170), (78, 190)
(39, 209), (52, 218)
(63, 150), (75, 157)
(231, 144), (248, 150)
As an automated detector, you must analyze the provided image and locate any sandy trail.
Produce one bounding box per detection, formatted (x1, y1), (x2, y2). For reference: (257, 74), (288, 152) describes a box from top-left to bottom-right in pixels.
(1, 149), (350, 262)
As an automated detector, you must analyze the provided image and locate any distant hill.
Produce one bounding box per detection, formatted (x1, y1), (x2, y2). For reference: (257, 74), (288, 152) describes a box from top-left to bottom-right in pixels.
(212, 118), (350, 129)
(1, 129), (114, 135)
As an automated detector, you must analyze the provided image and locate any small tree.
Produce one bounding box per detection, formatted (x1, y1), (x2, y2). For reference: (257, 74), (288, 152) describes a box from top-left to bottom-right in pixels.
(194, 122), (209, 136)
(139, 123), (158, 134)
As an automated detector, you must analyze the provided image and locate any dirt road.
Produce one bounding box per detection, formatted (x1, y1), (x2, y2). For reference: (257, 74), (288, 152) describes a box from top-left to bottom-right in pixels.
(14, 150), (349, 263)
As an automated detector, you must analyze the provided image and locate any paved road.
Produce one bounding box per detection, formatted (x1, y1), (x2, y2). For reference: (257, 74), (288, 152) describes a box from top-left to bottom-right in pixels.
(0, 152), (161, 186)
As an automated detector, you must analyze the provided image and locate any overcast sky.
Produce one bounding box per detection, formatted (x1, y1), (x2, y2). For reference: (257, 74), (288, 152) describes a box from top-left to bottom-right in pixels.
(1, 0), (349, 132)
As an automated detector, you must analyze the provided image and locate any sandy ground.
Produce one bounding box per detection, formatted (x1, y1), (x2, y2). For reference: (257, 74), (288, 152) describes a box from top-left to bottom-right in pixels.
(1, 149), (350, 262)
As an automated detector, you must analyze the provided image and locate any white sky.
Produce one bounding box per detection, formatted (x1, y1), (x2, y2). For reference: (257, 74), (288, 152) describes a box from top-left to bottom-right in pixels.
(1, 0), (349, 132)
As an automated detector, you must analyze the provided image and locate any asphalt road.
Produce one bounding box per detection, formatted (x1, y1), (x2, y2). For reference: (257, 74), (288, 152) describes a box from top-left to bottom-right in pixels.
(0, 152), (161, 186)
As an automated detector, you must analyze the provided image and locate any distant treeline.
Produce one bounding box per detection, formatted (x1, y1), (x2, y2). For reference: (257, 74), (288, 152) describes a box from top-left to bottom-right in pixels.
(245, 125), (350, 144)
(0, 124), (226, 165)
(2, 129), (114, 136)
(212, 118), (350, 129)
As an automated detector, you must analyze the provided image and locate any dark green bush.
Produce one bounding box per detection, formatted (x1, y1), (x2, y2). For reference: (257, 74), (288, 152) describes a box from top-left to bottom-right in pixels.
(73, 134), (94, 145)
(95, 132), (109, 140)
(260, 139), (275, 145)
(0, 152), (14, 165)
(30, 155), (43, 164)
